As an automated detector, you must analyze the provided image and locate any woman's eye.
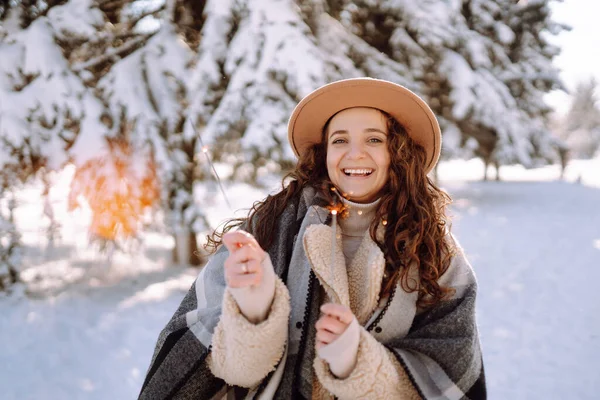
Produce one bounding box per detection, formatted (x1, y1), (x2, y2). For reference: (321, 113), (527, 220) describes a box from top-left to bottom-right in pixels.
(368, 138), (384, 143)
(332, 138), (346, 144)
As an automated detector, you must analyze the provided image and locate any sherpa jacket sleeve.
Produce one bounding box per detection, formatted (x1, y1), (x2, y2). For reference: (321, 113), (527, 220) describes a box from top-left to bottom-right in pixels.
(225, 253), (277, 324)
(207, 272), (291, 388)
(314, 325), (422, 400)
(137, 245), (291, 399)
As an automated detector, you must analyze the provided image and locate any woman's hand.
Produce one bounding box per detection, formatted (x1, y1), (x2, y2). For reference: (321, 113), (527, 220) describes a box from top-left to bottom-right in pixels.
(222, 230), (267, 289)
(315, 303), (360, 379)
(315, 303), (354, 350)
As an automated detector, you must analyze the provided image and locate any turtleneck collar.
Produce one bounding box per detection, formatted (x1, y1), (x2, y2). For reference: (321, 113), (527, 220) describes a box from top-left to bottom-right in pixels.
(337, 197), (381, 238)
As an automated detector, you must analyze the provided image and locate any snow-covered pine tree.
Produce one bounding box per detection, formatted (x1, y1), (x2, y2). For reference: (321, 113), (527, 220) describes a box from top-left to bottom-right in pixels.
(90, 1), (201, 263)
(0, 0), (108, 288)
(436, 0), (565, 176)
(331, 0), (467, 178)
(446, 0), (535, 178)
(490, 0), (565, 166)
(187, 0), (330, 181)
(560, 78), (600, 159)
(334, 0), (565, 179)
(0, 0), (108, 175)
(187, 0), (413, 181)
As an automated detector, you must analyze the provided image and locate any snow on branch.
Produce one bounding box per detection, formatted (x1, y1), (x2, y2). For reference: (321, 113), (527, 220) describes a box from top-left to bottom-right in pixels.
(127, 4), (166, 30)
(72, 35), (151, 73)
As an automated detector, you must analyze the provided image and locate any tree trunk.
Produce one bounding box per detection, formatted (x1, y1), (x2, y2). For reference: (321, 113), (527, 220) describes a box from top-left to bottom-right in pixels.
(482, 156), (490, 181)
(173, 229), (203, 266)
(0, 193), (21, 292)
(559, 147), (569, 180)
(494, 160), (501, 181)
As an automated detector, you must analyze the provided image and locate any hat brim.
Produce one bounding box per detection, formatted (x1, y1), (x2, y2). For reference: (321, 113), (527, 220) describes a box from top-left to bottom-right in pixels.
(287, 78), (441, 174)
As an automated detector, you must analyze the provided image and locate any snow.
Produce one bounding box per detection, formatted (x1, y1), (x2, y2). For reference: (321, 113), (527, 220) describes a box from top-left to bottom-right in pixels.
(1, 159), (599, 399)
(94, 20), (194, 184)
(22, 20), (70, 77)
(441, 50), (476, 120)
(68, 94), (111, 166)
(1, 7), (23, 35)
(194, 0), (330, 158)
(0, 3), (108, 170)
(0, 0), (591, 397)
(46, 0), (104, 39)
(440, 160), (600, 399)
(494, 22), (515, 45)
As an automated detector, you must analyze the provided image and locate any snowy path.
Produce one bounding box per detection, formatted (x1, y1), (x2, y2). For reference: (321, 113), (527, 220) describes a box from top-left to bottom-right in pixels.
(1, 176), (599, 399)
(447, 180), (600, 400)
(0, 259), (197, 400)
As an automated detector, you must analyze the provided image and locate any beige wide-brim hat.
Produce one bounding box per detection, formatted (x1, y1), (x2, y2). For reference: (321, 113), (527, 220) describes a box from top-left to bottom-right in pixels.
(287, 77), (442, 174)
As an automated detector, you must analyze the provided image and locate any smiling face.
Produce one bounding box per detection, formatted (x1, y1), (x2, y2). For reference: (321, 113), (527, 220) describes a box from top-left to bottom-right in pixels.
(326, 107), (391, 203)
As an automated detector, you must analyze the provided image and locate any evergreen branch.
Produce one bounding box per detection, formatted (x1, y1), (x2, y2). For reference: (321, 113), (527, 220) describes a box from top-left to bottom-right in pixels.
(72, 35), (151, 72)
(127, 4), (166, 30)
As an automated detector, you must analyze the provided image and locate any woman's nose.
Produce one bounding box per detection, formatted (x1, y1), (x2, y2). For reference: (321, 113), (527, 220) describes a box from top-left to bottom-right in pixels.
(346, 143), (366, 159)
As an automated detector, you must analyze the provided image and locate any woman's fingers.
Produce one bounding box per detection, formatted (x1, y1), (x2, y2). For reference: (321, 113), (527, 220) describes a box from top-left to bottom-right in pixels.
(229, 244), (264, 265)
(315, 314), (348, 335)
(222, 230), (267, 289)
(225, 267), (262, 288)
(222, 230), (260, 252)
(225, 258), (263, 286)
(320, 303), (354, 325)
(228, 258), (263, 278)
(314, 305), (355, 350)
(316, 328), (339, 345)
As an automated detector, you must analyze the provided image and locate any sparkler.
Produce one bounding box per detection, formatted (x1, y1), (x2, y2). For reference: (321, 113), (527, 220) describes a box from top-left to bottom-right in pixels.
(330, 208), (337, 289)
(328, 185), (342, 303)
(188, 120), (232, 210)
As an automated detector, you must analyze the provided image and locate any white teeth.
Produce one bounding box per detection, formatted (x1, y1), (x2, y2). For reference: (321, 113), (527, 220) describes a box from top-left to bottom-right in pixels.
(343, 168), (373, 176)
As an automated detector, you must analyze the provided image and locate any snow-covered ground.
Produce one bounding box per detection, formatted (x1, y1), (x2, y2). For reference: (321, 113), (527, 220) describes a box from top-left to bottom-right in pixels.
(442, 160), (600, 400)
(1, 158), (599, 400)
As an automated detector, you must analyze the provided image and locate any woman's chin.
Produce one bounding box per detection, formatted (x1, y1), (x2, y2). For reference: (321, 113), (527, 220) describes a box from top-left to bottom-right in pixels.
(343, 191), (378, 203)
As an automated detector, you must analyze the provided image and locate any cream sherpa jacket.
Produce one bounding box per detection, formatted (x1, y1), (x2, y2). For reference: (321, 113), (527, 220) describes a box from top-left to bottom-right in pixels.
(208, 220), (421, 399)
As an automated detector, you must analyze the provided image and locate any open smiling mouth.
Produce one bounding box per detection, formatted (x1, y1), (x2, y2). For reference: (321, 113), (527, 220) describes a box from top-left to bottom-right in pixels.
(343, 168), (374, 177)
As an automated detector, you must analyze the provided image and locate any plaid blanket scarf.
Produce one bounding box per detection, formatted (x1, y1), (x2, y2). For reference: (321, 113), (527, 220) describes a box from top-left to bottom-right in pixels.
(138, 187), (486, 399)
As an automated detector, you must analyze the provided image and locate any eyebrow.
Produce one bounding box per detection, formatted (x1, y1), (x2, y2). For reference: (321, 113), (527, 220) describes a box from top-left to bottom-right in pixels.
(330, 128), (387, 137)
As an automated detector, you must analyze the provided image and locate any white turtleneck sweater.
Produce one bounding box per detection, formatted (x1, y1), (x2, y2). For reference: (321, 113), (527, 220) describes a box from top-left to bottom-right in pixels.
(338, 197), (381, 265)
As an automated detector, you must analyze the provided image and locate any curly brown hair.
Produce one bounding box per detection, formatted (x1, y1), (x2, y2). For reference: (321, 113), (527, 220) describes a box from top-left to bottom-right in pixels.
(206, 110), (455, 308)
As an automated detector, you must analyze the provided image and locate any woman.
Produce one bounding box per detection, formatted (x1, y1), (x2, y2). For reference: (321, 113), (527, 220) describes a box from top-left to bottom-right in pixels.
(138, 78), (486, 399)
